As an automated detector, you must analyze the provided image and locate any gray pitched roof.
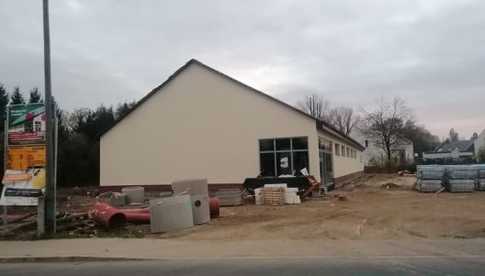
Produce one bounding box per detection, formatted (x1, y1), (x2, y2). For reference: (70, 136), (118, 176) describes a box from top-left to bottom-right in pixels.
(435, 140), (475, 153)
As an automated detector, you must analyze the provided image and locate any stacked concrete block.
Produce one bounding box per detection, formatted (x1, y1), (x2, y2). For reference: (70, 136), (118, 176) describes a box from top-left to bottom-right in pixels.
(416, 165), (445, 192)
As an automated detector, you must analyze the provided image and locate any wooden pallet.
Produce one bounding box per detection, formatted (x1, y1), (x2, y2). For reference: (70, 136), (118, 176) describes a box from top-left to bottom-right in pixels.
(263, 187), (285, 205)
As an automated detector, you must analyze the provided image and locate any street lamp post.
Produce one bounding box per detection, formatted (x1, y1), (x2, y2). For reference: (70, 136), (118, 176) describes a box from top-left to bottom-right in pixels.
(42, 0), (56, 235)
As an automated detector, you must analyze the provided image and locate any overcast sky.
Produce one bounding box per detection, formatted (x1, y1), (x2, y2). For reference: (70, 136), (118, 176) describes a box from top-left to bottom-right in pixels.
(1, 0), (484, 139)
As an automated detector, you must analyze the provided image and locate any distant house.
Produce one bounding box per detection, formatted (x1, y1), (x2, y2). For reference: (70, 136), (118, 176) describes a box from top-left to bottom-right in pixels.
(423, 139), (475, 164)
(351, 128), (414, 167)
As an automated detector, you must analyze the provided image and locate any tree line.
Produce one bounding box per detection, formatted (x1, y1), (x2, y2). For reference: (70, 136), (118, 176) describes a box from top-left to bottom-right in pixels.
(298, 94), (441, 168)
(0, 83), (135, 187)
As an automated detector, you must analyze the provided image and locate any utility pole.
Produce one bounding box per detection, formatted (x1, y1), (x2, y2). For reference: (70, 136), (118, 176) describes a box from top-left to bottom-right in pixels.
(43, 0), (56, 235)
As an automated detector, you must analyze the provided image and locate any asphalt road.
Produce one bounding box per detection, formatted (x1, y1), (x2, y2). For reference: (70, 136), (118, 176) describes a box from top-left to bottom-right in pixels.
(1, 257), (485, 276)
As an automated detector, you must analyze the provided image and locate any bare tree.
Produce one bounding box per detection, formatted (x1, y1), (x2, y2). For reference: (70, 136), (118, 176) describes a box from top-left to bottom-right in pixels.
(297, 94), (330, 120)
(361, 97), (412, 168)
(327, 106), (360, 136)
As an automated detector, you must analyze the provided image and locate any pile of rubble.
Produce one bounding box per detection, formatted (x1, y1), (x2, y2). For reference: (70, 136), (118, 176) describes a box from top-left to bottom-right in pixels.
(0, 210), (94, 240)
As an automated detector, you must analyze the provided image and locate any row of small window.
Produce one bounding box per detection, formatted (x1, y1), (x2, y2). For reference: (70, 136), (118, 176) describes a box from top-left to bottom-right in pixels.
(334, 143), (358, 159)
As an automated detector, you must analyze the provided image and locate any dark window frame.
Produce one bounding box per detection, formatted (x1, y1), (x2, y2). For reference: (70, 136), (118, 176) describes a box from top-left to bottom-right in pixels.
(258, 137), (309, 177)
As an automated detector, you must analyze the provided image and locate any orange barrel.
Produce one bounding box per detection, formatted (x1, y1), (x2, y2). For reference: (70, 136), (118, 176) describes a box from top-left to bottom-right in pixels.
(209, 197), (220, 218)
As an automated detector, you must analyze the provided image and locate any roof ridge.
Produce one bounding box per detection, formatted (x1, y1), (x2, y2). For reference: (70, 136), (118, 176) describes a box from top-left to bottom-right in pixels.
(100, 59), (364, 150)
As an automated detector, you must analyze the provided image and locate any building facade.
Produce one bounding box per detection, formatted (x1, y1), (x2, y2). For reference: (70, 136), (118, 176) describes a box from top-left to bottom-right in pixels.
(100, 59), (364, 188)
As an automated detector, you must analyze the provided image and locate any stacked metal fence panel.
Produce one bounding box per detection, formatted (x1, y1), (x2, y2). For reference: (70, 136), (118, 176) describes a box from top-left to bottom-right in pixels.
(416, 165), (445, 192)
(445, 165), (476, 193)
(417, 164), (485, 193)
(476, 165), (485, 191)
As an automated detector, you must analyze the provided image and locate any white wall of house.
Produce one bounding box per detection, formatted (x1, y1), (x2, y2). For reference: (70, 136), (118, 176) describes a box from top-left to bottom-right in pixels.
(101, 61), (364, 186)
(475, 129), (485, 161)
(351, 129), (414, 166)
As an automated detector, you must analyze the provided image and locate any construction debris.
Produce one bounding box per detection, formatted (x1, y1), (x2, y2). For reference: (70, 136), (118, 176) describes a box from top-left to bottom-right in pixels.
(90, 202), (150, 228)
(0, 210), (96, 239)
(98, 191), (128, 207)
(334, 194), (348, 201)
(301, 176), (320, 199)
(211, 188), (243, 206)
(381, 182), (401, 190)
(209, 197), (220, 218)
(121, 186), (145, 204)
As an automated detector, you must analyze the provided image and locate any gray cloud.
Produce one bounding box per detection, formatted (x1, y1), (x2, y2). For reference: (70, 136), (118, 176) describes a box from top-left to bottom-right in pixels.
(1, 0), (484, 138)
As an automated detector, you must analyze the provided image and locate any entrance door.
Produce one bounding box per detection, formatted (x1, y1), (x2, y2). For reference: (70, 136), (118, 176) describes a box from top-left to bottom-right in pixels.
(319, 138), (334, 188)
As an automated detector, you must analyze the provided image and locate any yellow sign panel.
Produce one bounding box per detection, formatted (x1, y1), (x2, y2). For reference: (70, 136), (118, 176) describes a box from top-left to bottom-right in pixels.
(7, 145), (46, 170)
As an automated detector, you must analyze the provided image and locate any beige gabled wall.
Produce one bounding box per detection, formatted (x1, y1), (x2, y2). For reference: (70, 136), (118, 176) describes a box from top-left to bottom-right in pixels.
(100, 63), (320, 186)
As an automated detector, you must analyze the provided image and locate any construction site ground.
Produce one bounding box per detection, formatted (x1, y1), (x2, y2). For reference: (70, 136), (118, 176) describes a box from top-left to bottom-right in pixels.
(3, 174), (485, 240)
(165, 174), (485, 240)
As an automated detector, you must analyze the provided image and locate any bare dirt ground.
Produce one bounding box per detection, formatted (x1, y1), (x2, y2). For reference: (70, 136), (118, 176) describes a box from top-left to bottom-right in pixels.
(4, 174), (485, 240)
(154, 174), (485, 240)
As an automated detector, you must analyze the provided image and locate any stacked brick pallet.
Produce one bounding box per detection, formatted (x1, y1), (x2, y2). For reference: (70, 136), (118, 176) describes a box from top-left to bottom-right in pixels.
(263, 184), (286, 206)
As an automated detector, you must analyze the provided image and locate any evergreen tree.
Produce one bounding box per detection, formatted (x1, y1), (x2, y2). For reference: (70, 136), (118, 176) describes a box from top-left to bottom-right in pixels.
(10, 86), (25, 105)
(0, 84), (9, 175)
(0, 84), (9, 122)
(28, 87), (42, 103)
(115, 101), (136, 119)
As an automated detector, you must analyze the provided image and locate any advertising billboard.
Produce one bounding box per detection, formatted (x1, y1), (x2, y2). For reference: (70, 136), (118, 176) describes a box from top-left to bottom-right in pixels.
(8, 103), (46, 145)
(7, 145), (46, 170)
(1, 103), (47, 206)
